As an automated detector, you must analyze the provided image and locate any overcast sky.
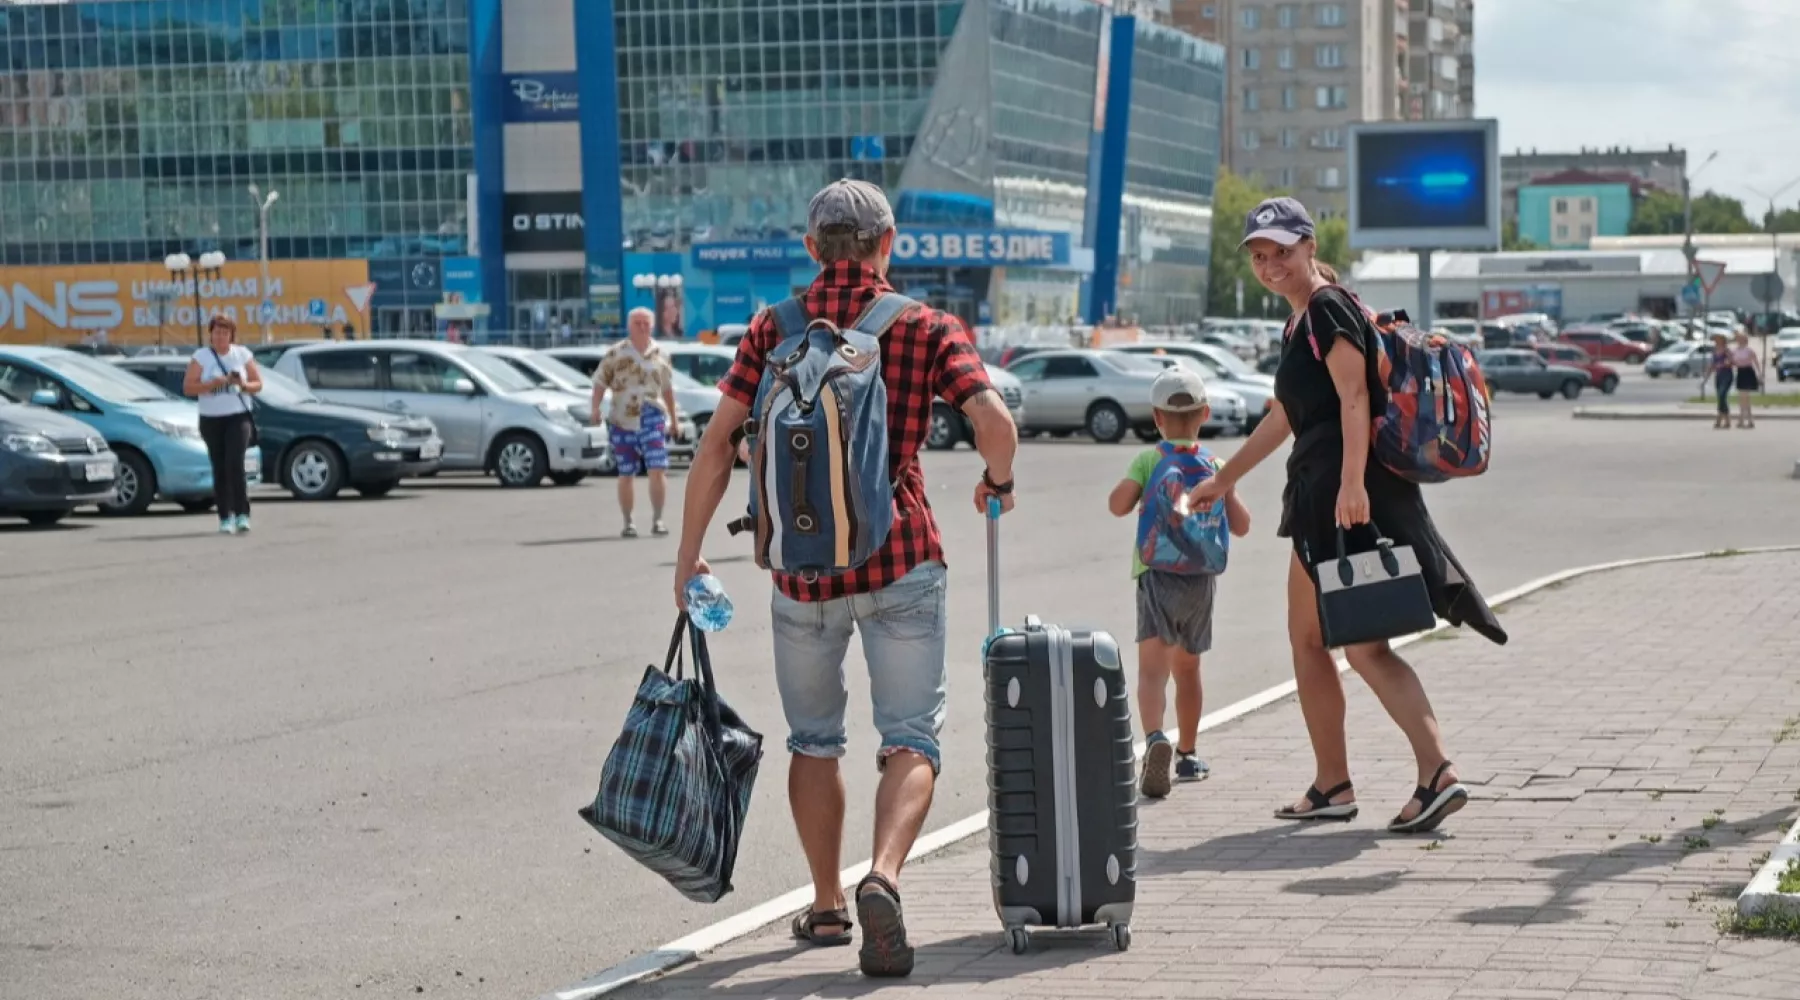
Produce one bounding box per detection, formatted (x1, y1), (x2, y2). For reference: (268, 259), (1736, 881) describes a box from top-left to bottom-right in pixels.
(1474, 0), (1800, 214)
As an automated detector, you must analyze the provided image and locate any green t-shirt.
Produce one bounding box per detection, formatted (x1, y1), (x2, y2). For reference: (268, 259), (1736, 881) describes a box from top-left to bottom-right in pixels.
(1126, 441), (1222, 579)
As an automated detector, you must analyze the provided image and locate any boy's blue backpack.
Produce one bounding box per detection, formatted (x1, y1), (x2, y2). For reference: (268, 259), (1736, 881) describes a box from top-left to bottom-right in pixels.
(1134, 442), (1229, 576)
(727, 293), (916, 576)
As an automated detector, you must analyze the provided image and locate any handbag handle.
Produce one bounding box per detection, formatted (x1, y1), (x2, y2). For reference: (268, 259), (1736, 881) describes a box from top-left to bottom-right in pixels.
(1333, 524), (1400, 587)
(661, 614), (726, 742)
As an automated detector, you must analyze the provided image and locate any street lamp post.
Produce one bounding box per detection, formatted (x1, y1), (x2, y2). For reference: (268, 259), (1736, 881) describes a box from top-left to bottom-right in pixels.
(248, 185), (280, 343)
(164, 250), (227, 346)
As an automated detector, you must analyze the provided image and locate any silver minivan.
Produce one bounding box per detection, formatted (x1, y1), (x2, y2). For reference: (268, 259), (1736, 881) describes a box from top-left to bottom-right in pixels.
(274, 340), (607, 488)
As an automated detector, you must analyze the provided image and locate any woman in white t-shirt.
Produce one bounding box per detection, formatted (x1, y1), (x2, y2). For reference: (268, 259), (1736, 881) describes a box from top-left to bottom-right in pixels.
(182, 316), (263, 534)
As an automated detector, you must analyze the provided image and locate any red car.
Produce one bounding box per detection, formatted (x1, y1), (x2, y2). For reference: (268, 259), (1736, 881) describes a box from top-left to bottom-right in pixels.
(1558, 326), (1648, 364)
(1536, 343), (1619, 394)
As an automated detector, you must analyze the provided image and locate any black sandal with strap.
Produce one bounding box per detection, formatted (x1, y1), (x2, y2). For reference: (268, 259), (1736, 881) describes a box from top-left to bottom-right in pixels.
(791, 906), (853, 947)
(1274, 779), (1358, 822)
(854, 872), (914, 978)
(1388, 761), (1468, 834)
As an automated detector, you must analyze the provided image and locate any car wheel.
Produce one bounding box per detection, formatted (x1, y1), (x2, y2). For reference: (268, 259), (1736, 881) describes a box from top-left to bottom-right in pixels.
(97, 449), (155, 517)
(1625, 352), (1645, 364)
(1086, 402), (1128, 443)
(1560, 380), (1583, 400)
(1538, 390), (1555, 399)
(23, 510), (67, 526)
(926, 403), (962, 451)
(1647, 370), (1661, 379)
(1600, 375), (1620, 394)
(356, 480), (399, 498)
(179, 499), (215, 513)
(1675, 364), (1691, 378)
(549, 470), (588, 486)
(494, 432), (547, 488)
(284, 440), (345, 501)
(1134, 425), (1160, 443)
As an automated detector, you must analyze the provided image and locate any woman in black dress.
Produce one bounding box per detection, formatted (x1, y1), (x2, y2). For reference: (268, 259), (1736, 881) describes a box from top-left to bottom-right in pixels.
(1186, 197), (1507, 834)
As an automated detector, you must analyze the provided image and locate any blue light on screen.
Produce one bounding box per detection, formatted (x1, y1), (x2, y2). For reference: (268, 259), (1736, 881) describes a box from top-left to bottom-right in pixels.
(1357, 130), (1490, 231)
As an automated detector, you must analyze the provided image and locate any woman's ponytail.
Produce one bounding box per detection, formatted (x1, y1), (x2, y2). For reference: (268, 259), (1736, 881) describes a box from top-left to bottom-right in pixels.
(1315, 261), (1339, 284)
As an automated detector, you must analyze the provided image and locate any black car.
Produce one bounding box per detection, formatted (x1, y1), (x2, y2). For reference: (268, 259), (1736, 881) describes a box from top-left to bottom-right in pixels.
(0, 386), (119, 525)
(116, 357), (445, 500)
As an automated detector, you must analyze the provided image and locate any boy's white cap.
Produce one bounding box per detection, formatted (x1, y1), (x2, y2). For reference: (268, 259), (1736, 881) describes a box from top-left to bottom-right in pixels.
(1150, 365), (1209, 412)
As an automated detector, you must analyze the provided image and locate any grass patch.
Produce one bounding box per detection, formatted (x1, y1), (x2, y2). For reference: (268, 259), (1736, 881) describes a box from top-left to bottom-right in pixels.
(1778, 717), (1799, 744)
(1685, 392), (1800, 407)
(1704, 548), (1745, 559)
(1779, 859), (1800, 895)
(1753, 851), (1772, 872)
(1648, 790), (1666, 801)
(1703, 815), (1722, 830)
(1420, 840), (1443, 851)
(1644, 834), (1664, 844)
(1685, 835), (1712, 853)
(1718, 906), (1800, 939)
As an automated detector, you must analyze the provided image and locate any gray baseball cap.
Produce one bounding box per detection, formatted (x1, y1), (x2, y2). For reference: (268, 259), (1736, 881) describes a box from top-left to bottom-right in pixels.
(807, 179), (895, 240)
(1150, 365), (1209, 412)
(1239, 196), (1316, 248)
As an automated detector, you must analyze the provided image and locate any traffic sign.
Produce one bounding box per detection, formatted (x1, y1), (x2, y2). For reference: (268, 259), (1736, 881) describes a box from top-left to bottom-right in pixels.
(345, 283), (378, 313)
(1751, 272), (1785, 304)
(307, 298), (328, 321)
(1696, 259), (1727, 294)
(259, 300), (276, 323)
(1680, 282), (1702, 308)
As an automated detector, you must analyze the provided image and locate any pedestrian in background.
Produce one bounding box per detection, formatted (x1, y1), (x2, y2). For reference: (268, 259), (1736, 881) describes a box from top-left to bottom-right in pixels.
(1187, 197), (1506, 834)
(1709, 333), (1734, 430)
(592, 307), (681, 537)
(1729, 332), (1763, 429)
(183, 315), (262, 535)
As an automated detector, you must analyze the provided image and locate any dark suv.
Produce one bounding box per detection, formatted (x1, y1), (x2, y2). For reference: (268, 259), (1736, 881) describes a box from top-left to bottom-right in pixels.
(0, 387), (120, 525)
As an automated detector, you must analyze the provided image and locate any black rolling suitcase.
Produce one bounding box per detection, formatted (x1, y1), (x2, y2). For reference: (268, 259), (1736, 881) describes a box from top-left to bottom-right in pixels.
(981, 501), (1137, 954)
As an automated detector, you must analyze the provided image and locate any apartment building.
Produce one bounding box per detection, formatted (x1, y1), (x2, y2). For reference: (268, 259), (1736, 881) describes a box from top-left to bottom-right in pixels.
(1501, 146), (1687, 226)
(1197, 0), (1473, 216)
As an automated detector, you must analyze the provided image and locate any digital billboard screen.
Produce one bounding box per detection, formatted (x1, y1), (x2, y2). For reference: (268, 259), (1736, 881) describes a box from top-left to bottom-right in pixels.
(1347, 119), (1500, 251)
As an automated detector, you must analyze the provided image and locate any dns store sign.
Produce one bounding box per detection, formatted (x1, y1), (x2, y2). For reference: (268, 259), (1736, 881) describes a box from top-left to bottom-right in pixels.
(0, 281), (122, 332)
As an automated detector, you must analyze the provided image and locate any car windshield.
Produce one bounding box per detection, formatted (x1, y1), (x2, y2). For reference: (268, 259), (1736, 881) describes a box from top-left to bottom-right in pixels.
(256, 367), (320, 406)
(671, 370), (704, 390)
(1188, 342), (1255, 375)
(517, 351), (593, 390)
(1102, 352), (1170, 374)
(37, 351), (176, 403)
(455, 349), (537, 392)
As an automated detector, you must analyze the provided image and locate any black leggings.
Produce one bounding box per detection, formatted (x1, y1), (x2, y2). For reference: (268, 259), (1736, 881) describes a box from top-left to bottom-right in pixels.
(199, 412), (253, 518)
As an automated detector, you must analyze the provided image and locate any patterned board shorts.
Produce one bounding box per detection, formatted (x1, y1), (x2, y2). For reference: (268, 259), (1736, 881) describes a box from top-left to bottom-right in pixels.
(609, 405), (669, 475)
(1135, 569), (1217, 656)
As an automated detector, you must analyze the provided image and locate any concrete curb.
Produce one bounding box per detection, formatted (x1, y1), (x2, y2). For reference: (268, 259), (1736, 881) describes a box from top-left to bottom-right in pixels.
(1738, 815), (1800, 919)
(1572, 406), (1800, 421)
(539, 543), (1800, 1000)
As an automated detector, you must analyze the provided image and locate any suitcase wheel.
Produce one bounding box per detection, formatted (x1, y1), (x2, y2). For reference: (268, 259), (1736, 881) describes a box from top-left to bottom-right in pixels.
(1110, 923), (1131, 952)
(1006, 927), (1031, 955)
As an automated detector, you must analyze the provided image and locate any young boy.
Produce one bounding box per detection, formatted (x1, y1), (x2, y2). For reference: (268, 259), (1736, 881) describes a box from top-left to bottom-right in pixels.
(1108, 366), (1251, 799)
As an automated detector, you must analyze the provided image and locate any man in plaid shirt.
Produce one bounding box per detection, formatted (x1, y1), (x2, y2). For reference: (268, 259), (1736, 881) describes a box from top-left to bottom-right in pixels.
(674, 179), (1018, 978)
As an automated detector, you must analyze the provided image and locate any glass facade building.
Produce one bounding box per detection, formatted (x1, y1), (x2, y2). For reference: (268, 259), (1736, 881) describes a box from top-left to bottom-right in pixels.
(0, 0), (473, 328)
(612, 0), (1226, 329)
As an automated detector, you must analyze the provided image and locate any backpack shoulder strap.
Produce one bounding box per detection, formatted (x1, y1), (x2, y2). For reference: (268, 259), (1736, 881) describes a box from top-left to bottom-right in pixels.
(848, 292), (918, 339)
(770, 297), (810, 342)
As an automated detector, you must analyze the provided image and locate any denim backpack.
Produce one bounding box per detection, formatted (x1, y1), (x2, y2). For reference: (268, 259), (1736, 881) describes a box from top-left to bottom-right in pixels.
(728, 293), (916, 575)
(1134, 442), (1229, 576)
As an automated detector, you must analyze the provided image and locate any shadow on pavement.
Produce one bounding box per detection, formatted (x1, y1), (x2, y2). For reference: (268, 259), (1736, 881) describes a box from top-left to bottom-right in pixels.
(1453, 805), (1798, 927)
(1136, 823), (1386, 876)
(629, 930), (1107, 999)
(0, 521), (93, 534)
(1283, 870), (1408, 897)
(518, 535), (633, 547)
(249, 493), (419, 505)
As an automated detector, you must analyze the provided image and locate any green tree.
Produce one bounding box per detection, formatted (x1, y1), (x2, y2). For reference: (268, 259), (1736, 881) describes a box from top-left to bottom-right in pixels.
(1631, 188), (1756, 236)
(1762, 203), (1800, 233)
(1315, 215), (1351, 274)
(1502, 218), (1538, 251)
(1629, 189), (1686, 235)
(1207, 169), (1267, 317)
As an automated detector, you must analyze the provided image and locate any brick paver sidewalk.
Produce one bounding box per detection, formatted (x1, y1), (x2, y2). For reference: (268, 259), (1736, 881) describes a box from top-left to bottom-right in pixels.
(618, 552), (1800, 1000)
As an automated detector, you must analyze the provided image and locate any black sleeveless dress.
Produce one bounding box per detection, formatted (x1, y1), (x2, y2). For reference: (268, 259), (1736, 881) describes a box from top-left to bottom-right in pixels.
(1274, 288), (1507, 646)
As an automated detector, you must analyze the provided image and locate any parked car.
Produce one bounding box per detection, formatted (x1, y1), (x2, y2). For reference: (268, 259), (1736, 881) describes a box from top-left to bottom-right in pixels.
(1770, 327), (1800, 357)
(1198, 329), (1260, 361)
(248, 339), (331, 368)
(273, 340), (606, 488)
(1475, 349), (1592, 399)
(1534, 343), (1620, 394)
(0, 346), (261, 515)
(926, 365), (1027, 451)
(1776, 347), (1800, 383)
(0, 385), (119, 525)
(1111, 341), (1277, 430)
(1133, 355), (1251, 438)
(1611, 323), (1666, 353)
(1559, 326), (1648, 363)
(1005, 349), (1244, 442)
(1644, 341), (1715, 379)
(714, 324), (750, 347)
(118, 357), (443, 500)
(530, 344), (708, 446)
(646, 342), (738, 388)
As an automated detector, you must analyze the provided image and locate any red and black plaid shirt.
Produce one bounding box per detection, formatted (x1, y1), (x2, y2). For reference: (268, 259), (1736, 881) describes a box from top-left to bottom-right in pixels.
(718, 260), (993, 602)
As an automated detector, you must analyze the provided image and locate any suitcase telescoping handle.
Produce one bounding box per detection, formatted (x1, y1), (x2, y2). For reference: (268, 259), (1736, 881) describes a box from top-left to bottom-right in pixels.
(986, 496), (1001, 638)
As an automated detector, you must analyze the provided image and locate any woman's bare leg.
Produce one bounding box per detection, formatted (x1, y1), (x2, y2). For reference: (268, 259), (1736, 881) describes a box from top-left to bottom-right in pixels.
(1286, 552), (1353, 811)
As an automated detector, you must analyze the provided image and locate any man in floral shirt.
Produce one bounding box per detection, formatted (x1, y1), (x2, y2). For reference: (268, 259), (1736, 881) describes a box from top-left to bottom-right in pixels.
(591, 307), (681, 537)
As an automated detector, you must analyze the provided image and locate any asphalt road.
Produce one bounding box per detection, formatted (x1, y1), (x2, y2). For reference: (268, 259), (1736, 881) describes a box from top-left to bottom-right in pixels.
(2, 367), (1795, 1000)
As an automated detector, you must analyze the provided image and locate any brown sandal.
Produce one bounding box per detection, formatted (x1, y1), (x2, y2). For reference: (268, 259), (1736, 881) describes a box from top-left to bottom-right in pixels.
(791, 906), (853, 946)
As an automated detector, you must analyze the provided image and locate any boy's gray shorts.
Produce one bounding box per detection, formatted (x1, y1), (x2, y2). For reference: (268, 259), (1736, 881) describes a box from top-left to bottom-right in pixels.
(1135, 570), (1217, 655)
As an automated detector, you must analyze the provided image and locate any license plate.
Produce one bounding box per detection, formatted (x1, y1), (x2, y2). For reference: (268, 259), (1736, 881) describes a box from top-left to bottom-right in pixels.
(84, 460), (115, 482)
(421, 440), (443, 460)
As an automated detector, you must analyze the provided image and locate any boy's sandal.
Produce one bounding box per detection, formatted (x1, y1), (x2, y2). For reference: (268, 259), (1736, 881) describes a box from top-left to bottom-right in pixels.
(1274, 780), (1358, 822)
(1387, 761), (1469, 834)
(790, 906), (853, 947)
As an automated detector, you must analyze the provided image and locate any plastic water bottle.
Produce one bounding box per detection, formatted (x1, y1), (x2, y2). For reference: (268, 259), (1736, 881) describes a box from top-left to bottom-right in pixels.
(684, 574), (734, 633)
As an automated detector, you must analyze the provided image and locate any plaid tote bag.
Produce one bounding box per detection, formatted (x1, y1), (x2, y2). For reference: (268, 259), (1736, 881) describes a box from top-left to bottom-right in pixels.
(579, 614), (764, 903)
